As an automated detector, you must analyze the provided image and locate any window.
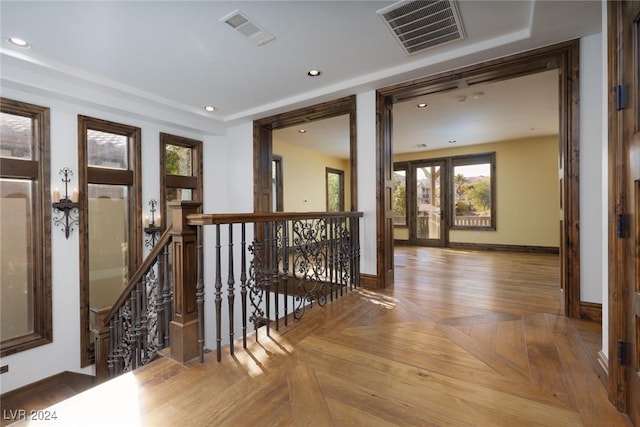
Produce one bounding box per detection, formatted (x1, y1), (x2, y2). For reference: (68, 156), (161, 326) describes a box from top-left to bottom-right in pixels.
(0, 98), (51, 356)
(451, 153), (496, 230)
(78, 116), (141, 366)
(326, 168), (344, 212)
(392, 166), (407, 226)
(160, 133), (202, 226)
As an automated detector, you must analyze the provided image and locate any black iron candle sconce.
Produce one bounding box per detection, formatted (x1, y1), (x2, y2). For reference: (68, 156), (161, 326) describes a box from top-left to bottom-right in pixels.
(144, 199), (162, 248)
(52, 167), (80, 239)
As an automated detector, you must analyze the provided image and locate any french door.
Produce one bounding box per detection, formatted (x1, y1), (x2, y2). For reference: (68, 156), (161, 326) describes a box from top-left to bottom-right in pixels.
(394, 160), (446, 247)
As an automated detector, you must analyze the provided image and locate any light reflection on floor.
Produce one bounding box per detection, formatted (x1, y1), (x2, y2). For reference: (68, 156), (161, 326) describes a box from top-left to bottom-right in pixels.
(21, 372), (142, 427)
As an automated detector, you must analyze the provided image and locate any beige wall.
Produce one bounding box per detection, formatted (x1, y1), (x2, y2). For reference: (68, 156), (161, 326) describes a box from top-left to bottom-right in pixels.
(394, 136), (560, 247)
(273, 140), (351, 212)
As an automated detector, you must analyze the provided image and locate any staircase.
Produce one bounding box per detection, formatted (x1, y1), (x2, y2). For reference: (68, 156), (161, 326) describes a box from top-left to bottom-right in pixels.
(92, 201), (363, 382)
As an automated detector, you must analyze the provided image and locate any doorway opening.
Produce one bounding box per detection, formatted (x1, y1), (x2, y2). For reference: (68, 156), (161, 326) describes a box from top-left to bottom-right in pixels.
(253, 96), (357, 214)
(377, 40), (580, 318)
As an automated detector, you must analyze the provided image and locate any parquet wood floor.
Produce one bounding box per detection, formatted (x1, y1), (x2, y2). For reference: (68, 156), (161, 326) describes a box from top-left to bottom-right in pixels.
(15, 248), (632, 426)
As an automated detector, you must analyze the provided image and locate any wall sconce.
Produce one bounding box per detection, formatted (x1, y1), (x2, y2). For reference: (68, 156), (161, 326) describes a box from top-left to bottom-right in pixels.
(144, 199), (162, 248)
(52, 167), (79, 239)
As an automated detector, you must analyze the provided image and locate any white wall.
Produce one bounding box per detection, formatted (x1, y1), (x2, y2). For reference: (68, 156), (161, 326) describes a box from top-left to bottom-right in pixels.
(0, 85), (218, 393)
(579, 33), (605, 304)
(356, 91), (378, 276)
(600, 0), (609, 359)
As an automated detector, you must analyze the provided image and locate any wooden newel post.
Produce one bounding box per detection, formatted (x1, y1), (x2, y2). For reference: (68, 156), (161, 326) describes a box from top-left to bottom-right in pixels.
(91, 306), (111, 384)
(169, 200), (202, 362)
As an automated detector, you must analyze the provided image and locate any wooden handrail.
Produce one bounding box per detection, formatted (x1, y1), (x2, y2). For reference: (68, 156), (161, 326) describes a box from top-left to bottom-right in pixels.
(188, 211), (363, 226)
(104, 225), (173, 325)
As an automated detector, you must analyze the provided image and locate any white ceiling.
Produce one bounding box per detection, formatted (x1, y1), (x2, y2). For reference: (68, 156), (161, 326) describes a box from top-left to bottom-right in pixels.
(274, 69), (559, 158)
(1, 1), (600, 138)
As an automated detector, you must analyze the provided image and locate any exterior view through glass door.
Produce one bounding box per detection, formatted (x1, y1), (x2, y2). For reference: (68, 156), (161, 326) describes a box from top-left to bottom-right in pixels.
(414, 161), (444, 246)
(393, 160), (444, 246)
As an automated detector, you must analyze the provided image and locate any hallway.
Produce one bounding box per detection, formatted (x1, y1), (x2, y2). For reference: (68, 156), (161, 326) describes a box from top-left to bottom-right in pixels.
(13, 248), (630, 426)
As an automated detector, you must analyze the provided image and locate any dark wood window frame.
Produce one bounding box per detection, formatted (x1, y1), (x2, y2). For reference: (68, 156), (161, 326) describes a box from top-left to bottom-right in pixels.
(450, 152), (496, 231)
(254, 96), (357, 214)
(159, 133), (203, 225)
(325, 167), (345, 212)
(0, 98), (52, 356)
(78, 115), (141, 367)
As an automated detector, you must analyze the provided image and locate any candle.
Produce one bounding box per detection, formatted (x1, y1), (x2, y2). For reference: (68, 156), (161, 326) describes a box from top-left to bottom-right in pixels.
(53, 188), (60, 203)
(144, 216), (150, 228)
(156, 215), (161, 227)
(72, 189), (79, 203)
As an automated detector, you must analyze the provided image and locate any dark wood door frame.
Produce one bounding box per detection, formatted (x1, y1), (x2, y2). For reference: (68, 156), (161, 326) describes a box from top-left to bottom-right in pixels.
(253, 96), (358, 213)
(607, 0), (640, 417)
(376, 40), (581, 318)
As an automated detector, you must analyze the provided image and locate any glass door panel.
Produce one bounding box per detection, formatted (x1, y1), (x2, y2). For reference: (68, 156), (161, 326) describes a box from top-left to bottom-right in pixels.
(414, 161), (444, 246)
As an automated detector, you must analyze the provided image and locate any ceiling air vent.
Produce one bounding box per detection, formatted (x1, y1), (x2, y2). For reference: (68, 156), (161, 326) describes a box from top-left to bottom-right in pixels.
(377, 0), (465, 55)
(220, 10), (275, 46)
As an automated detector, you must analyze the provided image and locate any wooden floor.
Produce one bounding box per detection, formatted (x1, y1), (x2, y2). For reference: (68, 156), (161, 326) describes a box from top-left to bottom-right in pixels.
(13, 248), (632, 426)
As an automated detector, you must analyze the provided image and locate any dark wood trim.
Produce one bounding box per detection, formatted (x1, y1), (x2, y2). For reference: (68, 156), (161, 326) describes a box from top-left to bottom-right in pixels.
(87, 167), (134, 185)
(165, 175), (198, 189)
(376, 40), (581, 319)
(579, 301), (603, 324)
(0, 97), (52, 357)
(254, 95), (358, 214)
(607, 0), (626, 411)
(447, 242), (559, 254)
(0, 371), (95, 403)
(78, 115), (142, 367)
(254, 122), (272, 213)
(189, 210), (363, 226)
(0, 158), (38, 179)
(377, 92), (395, 287)
(360, 274), (380, 289)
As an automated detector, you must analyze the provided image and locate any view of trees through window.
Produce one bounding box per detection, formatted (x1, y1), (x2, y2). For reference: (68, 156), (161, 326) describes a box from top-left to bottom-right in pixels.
(393, 153), (495, 242)
(165, 144), (192, 176)
(453, 162), (492, 228)
(326, 168), (344, 212)
(392, 169), (406, 225)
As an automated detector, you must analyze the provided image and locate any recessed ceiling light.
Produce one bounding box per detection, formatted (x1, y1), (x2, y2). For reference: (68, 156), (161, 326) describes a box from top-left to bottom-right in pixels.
(307, 69), (321, 77)
(298, 129), (307, 133)
(416, 103), (429, 109)
(204, 105), (216, 112)
(7, 37), (31, 49)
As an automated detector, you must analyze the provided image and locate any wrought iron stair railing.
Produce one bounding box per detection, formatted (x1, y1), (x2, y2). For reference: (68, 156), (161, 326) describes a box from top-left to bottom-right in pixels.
(92, 225), (173, 382)
(92, 203), (363, 380)
(187, 211), (363, 363)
